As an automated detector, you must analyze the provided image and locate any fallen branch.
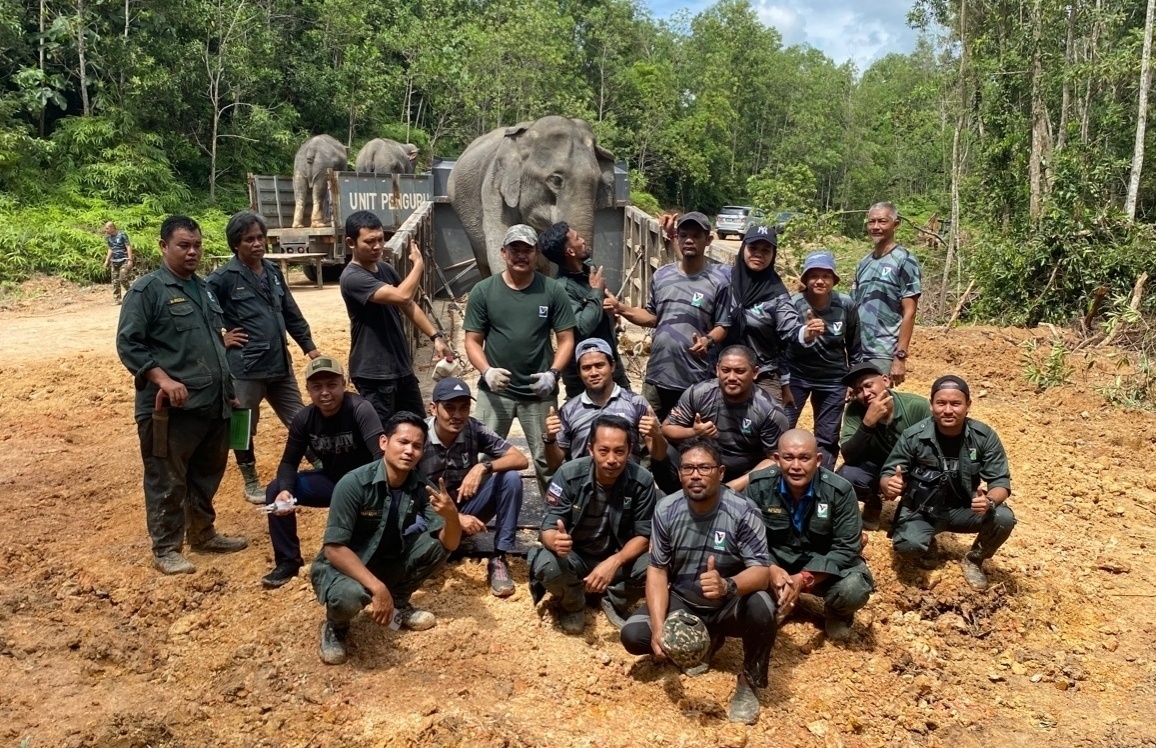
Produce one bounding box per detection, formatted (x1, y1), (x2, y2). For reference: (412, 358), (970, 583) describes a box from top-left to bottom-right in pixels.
(943, 280), (976, 330)
(1101, 272), (1148, 347)
(1082, 286), (1108, 334)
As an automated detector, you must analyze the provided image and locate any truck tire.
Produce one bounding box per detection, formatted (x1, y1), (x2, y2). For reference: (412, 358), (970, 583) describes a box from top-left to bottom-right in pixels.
(302, 263), (318, 283)
(322, 264), (344, 283)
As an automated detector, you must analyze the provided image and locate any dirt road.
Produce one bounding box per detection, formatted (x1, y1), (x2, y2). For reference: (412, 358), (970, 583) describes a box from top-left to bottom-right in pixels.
(1, 275), (1155, 747)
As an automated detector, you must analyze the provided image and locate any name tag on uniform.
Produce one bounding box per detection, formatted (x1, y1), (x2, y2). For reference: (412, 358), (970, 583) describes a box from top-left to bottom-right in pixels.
(816, 503), (829, 519)
(765, 506), (784, 515)
(168, 297), (188, 305)
(359, 510), (382, 518)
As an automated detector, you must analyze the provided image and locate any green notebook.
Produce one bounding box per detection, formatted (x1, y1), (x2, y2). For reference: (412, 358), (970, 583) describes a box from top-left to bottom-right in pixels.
(229, 409), (253, 451)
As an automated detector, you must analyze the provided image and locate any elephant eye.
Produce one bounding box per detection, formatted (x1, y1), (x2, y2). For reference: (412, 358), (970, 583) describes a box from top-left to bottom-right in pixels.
(546, 173), (564, 190)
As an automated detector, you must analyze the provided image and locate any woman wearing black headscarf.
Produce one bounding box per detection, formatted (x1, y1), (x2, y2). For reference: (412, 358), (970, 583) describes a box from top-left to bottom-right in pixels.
(724, 225), (822, 407)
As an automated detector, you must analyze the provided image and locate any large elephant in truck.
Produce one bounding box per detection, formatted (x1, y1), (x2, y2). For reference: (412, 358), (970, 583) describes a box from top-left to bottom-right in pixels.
(447, 116), (616, 277)
(292, 134), (348, 228)
(355, 138), (419, 174)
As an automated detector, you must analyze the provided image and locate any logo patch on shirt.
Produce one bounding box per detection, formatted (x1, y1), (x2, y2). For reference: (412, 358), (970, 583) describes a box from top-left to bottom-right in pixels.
(545, 482), (563, 506)
(968, 448), (977, 460)
(881, 267), (893, 277)
(831, 321), (843, 334)
(538, 305), (549, 318)
(816, 503), (829, 519)
(712, 530), (727, 551)
(741, 418), (753, 434)
(752, 303), (764, 315)
(691, 292), (705, 307)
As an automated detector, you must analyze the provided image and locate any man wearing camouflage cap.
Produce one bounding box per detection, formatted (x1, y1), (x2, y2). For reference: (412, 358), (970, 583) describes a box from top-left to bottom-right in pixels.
(464, 224), (577, 493)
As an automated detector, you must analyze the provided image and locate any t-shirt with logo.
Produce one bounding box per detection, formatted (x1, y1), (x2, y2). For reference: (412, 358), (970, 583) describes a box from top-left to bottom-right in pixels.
(849, 246), (922, 361)
(275, 393), (384, 490)
(665, 381), (788, 481)
(340, 261), (413, 381)
(557, 385), (652, 460)
(105, 231), (131, 263)
(650, 488), (769, 610)
(725, 288), (804, 377)
(419, 416), (515, 501)
(785, 291), (864, 385)
(644, 262), (733, 391)
(463, 272), (577, 400)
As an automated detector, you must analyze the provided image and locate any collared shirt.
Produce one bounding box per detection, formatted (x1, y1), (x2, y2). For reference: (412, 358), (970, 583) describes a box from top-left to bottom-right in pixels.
(783, 476), (816, 534)
(557, 384), (652, 459)
(644, 262), (733, 390)
(840, 389), (931, 467)
(850, 245), (922, 360)
(541, 457), (657, 556)
(881, 417), (1012, 508)
(106, 231), (131, 262)
(419, 416), (514, 501)
(665, 380), (788, 480)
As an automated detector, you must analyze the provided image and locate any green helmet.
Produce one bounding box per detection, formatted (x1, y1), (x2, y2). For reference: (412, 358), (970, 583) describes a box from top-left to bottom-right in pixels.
(660, 610), (711, 675)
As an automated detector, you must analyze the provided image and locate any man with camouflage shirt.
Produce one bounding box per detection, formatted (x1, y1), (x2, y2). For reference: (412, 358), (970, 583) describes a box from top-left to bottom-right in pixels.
(103, 221), (135, 304)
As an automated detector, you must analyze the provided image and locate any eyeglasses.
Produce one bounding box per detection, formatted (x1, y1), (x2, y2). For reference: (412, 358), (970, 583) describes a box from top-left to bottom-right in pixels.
(678, 464), (720, 476)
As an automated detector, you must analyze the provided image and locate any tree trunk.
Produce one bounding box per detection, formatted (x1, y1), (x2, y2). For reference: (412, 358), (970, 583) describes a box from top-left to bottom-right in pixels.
(1080, 0), (1104, 145)
(76, 0), (91, 116)
(1056, 2), (1077, 153)
(1125, 0), (1156, 221)
(1027, 0), (1051, 224)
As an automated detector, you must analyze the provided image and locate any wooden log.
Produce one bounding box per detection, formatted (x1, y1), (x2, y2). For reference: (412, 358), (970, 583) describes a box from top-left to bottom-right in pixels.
(1100, 272), (1148, 347)
(944, 280), (977, 330)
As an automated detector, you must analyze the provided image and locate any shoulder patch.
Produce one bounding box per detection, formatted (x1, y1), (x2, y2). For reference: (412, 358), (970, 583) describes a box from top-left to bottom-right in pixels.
(545, 482), (563, 506)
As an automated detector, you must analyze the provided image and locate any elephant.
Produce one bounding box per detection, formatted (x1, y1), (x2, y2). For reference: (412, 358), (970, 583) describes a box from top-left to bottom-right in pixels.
(355, 138), (419, 174)
(447, 116), (616, 277)
(292, 134), (348, 228)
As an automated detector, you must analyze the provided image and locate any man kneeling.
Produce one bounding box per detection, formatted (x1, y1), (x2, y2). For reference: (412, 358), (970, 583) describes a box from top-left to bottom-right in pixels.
(311, 413), (461, 665)
(620, 437), (774, 724)
(746, 429), (873, 642)
(531, 414), (657, 633)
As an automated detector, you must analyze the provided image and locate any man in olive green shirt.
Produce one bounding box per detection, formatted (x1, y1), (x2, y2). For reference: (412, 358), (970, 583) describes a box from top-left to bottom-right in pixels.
(312, 412), (461, 665)
(116, 215), (248, 575)
(837, 362), (931, 529)
(746, 429), (873, 642)
(880, 375), (1015, 591)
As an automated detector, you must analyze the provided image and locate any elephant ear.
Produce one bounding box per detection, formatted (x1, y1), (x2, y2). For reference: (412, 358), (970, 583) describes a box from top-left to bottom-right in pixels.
(496, 124), (531, 209)
(594, 142), (617, 209)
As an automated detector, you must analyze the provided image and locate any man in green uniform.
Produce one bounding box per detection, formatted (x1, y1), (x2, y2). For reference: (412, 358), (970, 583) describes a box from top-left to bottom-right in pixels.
(312, 412), (462, 665)
(464, 224), (577, 493)
(880, 375), (1016, 591)
(837, 362), (931, 530)
(746, 429), (873, 642)
(116, 215), (248, 575)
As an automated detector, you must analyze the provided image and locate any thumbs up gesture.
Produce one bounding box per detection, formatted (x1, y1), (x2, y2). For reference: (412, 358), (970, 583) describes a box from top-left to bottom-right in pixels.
(700, 555), (726, 599)
(688, 332), (711, 358)
(551, 519), (572, 557)
(971, 484), (993, 516)
(881, 465), (905, 500)
(803, 308), (826, 343)
(692, 412), (718, 438)
(544, 405), (561, 441)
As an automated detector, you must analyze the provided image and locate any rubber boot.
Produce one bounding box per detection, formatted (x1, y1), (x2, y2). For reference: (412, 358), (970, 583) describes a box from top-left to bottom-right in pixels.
(238, 463), (264, 504)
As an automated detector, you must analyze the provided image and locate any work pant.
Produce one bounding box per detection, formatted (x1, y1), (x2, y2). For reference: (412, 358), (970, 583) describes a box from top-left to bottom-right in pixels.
(457, 470), (523, 553)
(233, 374), (307, 466)
(313, 530), (449, 627)
(621, 591), (778, 688)
(265, 470), (335, 567)
(529, 547), (649, 614)
(136, 410), (229, 556)
(111, 261), (131, 300)
(641, 383), (684, 423)
(784, 379), (847, 469)
(891, 504), (1017, 559)
(836, 461), (882, 504)
(803, 564), (875, 619)
(475, 389), (555, 495)
(755, 374), (785, 408)
(353, 374), (425, 427)
(563, 360), (631, 400)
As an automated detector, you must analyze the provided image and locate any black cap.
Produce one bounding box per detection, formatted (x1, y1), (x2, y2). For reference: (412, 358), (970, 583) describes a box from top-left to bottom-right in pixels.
(676, 211), (712, 232)
(741, 224), (778, 247)
(931, 374), (970, 400)
(431, 377), (474, 402)
(840, 361), (885, 387)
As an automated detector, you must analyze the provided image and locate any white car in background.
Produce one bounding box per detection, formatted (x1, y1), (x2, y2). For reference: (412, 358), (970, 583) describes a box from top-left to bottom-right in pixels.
(714, 205), (765, 239)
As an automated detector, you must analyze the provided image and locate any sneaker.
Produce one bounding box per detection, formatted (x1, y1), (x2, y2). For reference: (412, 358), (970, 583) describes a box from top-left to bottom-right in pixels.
(960, 553), (990, 591)
(727, 677), (761, 724)
(153, 551), (196, 575)
(192, 533), (249, 554)
(861, 497), (882, 531)
(600, 596), (626, 631)
(824, 611), (854, 642)
(319, 621), (349, 665)
(396, 603), (437, 631)
(917, 538), (940, 570)
(261, 561), (301, 589)
(487, 556), (515, 598)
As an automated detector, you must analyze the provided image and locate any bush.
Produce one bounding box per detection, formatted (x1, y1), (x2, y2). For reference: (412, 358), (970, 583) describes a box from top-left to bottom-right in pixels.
(630, 190), (661, 216)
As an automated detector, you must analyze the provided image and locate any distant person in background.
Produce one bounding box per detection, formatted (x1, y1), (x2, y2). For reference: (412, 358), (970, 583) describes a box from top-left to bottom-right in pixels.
(723, 224), (817, 407)
(850, 202), (921, 385)
(783, 251), (864, 468)
(340, 210), (451, 425)
(540, 221), (631, 398)
(103, 221), (134, 304)
(208, 211), (321, 504)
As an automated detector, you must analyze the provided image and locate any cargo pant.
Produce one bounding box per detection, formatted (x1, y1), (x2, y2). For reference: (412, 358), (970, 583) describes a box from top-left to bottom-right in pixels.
(891, 504), (1017, 559)
(475, 389), (555, 496)
(529, 547), (649, 615)
(233, 374), (308, 466)
(353, 374), (426, 427)
(136, 410), (230, 556)
(111, 261), (131, 301)
(807, 563), (875, 620)
(784, 378), (847, 469)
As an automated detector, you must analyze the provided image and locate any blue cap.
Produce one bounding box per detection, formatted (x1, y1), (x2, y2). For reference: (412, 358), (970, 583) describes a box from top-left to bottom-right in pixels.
(801, 250), (839, 283)
(575, 337), (614, 361)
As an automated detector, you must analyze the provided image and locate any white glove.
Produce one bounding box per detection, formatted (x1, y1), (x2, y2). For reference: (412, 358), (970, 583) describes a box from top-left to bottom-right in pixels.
(528, 370), (557, 398)
(483, 367), (512, 392)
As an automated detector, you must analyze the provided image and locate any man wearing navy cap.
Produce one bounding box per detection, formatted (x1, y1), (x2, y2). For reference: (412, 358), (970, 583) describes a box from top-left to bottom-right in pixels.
(418, 377), (529, 597)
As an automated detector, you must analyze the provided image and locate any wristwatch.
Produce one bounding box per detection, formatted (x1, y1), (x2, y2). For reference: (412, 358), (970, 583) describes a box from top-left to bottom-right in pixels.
(548, 368), (561, 379)
(724, 577), (738, 600)
(481, 458), (494, 475)
(895, 349), (908, 360)
(542, 433), (557, 444)
(429, 331), (443, 342)
(798, 571), (815, 591)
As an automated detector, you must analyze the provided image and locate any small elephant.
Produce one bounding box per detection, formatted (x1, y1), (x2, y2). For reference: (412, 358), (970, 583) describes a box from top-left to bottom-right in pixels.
(355, 138), (419, 174)
(448, 116), (616, 277)
(292, 134), (348, 228)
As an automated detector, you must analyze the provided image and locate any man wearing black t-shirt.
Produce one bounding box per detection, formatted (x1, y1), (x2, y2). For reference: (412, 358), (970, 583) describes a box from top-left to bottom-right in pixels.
(260, 356), (385, 588)
(339, 210), (450, 424)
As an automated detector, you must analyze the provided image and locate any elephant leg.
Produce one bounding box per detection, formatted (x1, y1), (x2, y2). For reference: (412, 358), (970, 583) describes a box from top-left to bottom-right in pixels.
(292, 172), (308, 228)
(311, 176), (328, 227)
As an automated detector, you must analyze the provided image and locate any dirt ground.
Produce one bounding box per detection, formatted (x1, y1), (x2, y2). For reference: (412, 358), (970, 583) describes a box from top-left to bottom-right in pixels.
(2, 272), (1156, 748)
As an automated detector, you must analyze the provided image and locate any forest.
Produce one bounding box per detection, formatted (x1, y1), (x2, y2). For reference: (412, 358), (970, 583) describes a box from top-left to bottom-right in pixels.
(0, 0), (1154, 325)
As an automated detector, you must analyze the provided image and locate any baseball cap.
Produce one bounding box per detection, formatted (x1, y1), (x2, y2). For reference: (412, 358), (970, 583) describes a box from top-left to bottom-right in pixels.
(840, 361), (884, 387)
(676, 212), (712, 232)
(431, 377), (475, 402)
(303, 356), (345, 380)
(575, 337), (614, 362)
(502, 224), (538, 248)
(801, 250), (839, 283)
(741, 224), (778, 247)
(659, 609), (711, 675)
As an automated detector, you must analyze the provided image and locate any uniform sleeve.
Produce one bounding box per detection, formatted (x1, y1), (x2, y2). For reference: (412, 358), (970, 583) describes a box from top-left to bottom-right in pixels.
(880, 430), (917, 477)
(711, 268), (733, 328)
(736, 507), (770, 567)
(759, 405), (789, 455)
(279, 269), (317, 353)
(839, 402), (866, 451)
(476, 421), (514, 460)
(900, 252), (923, 298)
(341, 266), (386, 306)
(772, 292), (806, 347)
(979, 430), (1012, 492)
(354, 400), (385, 458)
(463, 281), (488, 333)
(804, 482), (863, 575)
(630, 472), (658, 538)
(116, 282), (159, 387)
(648, 504), (672, 568)
(276, 409), (312, 490)
(540, 471), (575, 531)
(205, 270), (229, 315)
(322, 472), (365, 546)
(645, 273), (658, 316)
(845, 302), (866, 364)
(556, 402), (575, 452)
(665, 386), (696, 427)
(550, 279), (578, 332)
(567, 278), (606, 339)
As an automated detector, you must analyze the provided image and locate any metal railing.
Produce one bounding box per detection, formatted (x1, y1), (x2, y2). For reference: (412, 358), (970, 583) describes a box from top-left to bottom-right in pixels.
(618, 206), (671, 308)
(385, 201), (439, 356)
